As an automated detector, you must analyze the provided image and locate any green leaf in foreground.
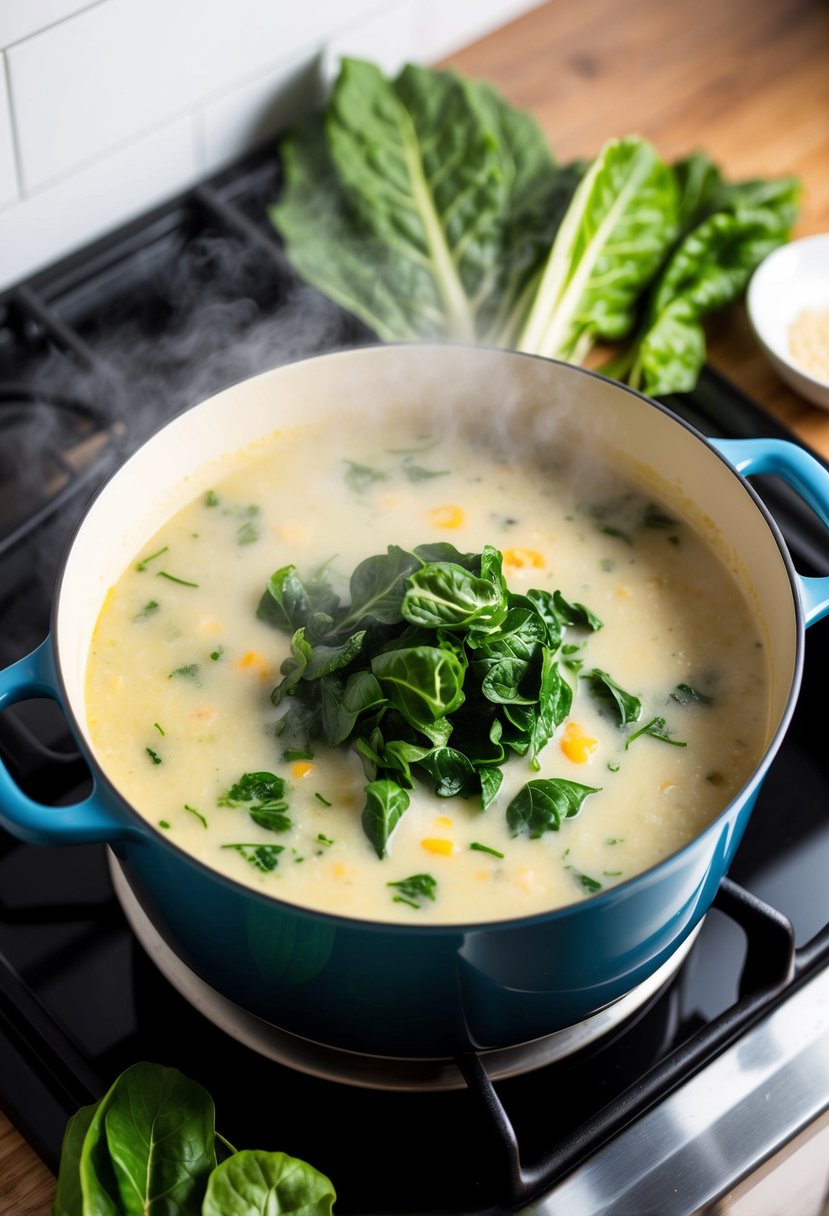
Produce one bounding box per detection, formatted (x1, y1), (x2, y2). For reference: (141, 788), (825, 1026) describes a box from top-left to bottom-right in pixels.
(507, 779), (600, 838)
(51, 1101), (99, 1216)
(202, 1149), (336, 1216)
(362, 779), (410, 858)
(79, 1063), (216, 1216)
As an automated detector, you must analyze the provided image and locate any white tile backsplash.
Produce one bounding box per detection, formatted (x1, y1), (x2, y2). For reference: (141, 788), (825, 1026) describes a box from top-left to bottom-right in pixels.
(0, 0), (544, 289)
(199, 50), (324, 176)
(0, 113), (198, 288)
(0, 0), (99, 49)
(0, 54), (19, 207)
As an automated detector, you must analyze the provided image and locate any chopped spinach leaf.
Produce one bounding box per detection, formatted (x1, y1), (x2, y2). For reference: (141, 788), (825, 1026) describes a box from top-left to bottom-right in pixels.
(237, 520), (260, 545)
(317, 833), (335, 845)
(210, 646), (224, 661)
(625, 716), (687, 749)
(153, 722), (165, 736)
(584, 668), (642, 725)
(222, 843), (284, 873)
(169, 663), (202, 685)
(344, 460), (387, 492)
(146, 747), (162, 765)
(507, 779), (600, 838)
(566, 867), (602, 893)
(671, 682), (714, 706)
(315, 792), (333, 807)
(134, 599), (160, 620)
(205, 489), (219, 506)
(387, 873), (437, 909)
(158, 819), (171, 829)
(362, 780), (410, 858)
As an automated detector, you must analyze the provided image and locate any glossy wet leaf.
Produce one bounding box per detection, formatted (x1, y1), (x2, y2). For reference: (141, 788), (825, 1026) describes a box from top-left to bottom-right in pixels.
(202, 1149), (335, 1216)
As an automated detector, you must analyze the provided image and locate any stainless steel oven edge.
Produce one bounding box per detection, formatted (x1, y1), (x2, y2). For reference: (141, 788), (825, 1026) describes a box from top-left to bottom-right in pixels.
(524, 966), (829, 1216)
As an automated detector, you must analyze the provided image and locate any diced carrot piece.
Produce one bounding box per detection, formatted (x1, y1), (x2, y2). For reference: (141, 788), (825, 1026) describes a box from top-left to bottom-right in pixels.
(503, 548), (545, 569)
(428, 504), (464, 528)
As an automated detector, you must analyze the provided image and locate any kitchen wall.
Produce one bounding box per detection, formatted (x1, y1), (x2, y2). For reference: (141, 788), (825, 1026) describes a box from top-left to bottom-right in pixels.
(0, 0), (542, 292)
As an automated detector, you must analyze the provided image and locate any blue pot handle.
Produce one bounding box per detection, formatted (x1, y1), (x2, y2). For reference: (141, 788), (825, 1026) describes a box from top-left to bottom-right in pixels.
(712, 437), (829, 627)
(0, 638), (140, 845)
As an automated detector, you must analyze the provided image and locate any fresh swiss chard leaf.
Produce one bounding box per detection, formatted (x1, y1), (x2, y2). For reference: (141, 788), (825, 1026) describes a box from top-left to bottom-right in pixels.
(479, 765), (504, 810)
(417, 746), (476, 797)
(52, 1101), (99, 1216)
(320, 670), (385, 746)
(371, 645), (465, 728)
(202, 1148), (336, 1216)
(362, 779), (410, 858)
(413, 541), (479, 569)
(530, 652), (573, 768)
(341, 544), (423, 628)
(257, 565), (313, 632)
(90, 1063), (216, 1216)
(551, 590), (603, 632)
(507, 779), (600, 838)
(303, 629), (366, 680)
(515, 136), (680, 361)
(585, 667), (642, 726)
(402, 562), (507, 630)
(479, 655), (538, 704)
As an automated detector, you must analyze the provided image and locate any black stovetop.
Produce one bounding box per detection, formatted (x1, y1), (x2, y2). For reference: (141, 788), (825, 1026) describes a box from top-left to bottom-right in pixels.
(1, 150), (829, 1215)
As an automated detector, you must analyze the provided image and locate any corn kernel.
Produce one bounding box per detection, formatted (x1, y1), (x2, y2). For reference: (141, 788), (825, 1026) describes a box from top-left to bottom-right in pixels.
(291, 761), (314, 780)
(503, 547), (545, 570)
(421, 838), (453, 856)
(428, 504), (464, 529)
(233, 651), (271, 679)
(659, 779), (677, 794)
(561, 721), (598, 764)
(614, 585), (632, 599)
(435, 816), (453, 828)
(278, 523), (310, 545)
(197, 616), (224, 636)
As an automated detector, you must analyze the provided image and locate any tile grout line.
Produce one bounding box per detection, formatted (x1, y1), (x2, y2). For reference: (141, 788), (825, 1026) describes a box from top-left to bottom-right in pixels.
(1, 48), (24, 203)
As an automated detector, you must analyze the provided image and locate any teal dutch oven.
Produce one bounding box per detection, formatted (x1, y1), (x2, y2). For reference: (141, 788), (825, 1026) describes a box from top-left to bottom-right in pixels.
(1, 345), (828, 1060)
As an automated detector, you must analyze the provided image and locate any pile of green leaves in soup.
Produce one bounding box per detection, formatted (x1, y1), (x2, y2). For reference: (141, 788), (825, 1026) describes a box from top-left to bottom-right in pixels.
(271, 58), (799, 395)
(52, 1061), (335, 1216)
(258, 542), (604, 857)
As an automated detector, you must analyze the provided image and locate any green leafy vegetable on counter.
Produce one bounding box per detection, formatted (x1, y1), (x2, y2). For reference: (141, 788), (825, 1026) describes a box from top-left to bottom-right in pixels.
(51, 1061), (336, 1216)
(258, 542), (612, 854)
(270, 59), (799, 396)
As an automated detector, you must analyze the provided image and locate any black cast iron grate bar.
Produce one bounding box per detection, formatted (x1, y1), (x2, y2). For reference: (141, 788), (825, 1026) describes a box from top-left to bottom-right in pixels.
(457, 877), (798, 1210)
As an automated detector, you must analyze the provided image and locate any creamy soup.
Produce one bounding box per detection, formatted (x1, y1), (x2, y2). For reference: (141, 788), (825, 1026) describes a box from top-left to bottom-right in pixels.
(86, 414), (769, 924)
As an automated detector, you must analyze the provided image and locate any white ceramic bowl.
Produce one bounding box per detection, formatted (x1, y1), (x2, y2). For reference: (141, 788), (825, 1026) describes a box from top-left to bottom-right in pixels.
(747, 233), (829, 409)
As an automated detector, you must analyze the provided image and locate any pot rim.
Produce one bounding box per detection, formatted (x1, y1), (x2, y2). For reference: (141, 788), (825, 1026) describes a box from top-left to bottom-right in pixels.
(50, 342), (806, 934)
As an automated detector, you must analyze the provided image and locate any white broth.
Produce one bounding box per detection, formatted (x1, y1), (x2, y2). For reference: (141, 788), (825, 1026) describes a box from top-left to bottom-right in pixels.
(85, 414), (769, 924)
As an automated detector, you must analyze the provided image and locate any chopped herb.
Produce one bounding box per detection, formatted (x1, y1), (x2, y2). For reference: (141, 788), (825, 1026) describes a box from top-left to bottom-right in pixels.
(158, 820), (171, 829)
(283, 747), (314, 762)
(184, 804), (208, 828)
(219, 772), (286, 806)
(210, 646), (224, 661)
(134, 600), (160, 620)
(470, 842), (505, 859)
(600, 524), (632, 545)
(237, 520), (260, 545)
(566, 866), (602, 893)
(156, 571), (199, 588)
(603, 869), (623, 877)
(146, 747), (162, 765)
(671, 683), (714, 706)
(387, 873), (437, 909)
(222, 843), (284, 873)
(153, 722), (165, 736)
(315, 792), (333, 807)
(402, 462), (450, 482)
(249, 806), (292, 833)
(317, 833), (335, 846)
(607, 760), (621, 772)
(136, 546), (169, 572)
(205, 490), (219, 507)
(169, 663), (202, 685)
(605, 837), (623, 845)
(600, 558), (615, 572)
(625, 716), (687, 749)
(344, 460), (387, 492)
(643, 504), (679, 530)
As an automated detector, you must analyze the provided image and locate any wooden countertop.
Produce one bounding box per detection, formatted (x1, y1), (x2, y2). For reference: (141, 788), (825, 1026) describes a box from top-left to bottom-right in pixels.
(2, 0), (828, 1209)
